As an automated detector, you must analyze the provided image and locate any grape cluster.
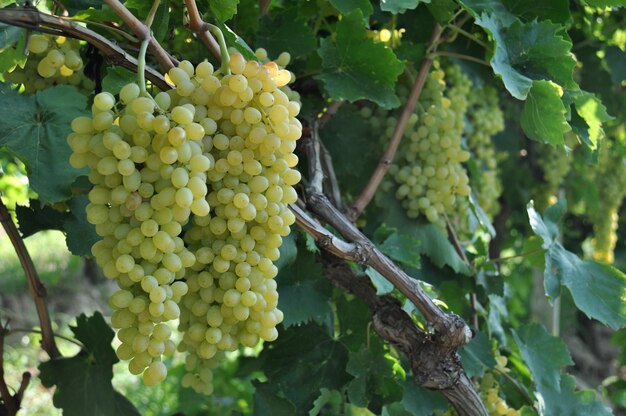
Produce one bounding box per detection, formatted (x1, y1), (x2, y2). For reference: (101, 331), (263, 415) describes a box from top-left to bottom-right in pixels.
(389, 65), (472, 229)
(3, 34), (94, 93)
(480, 372), (520, 416)
(465, 86), (505, 218)
(67, 53), (301, 391)
(589, 141), (626, 263)
(534, 144), (571, 211)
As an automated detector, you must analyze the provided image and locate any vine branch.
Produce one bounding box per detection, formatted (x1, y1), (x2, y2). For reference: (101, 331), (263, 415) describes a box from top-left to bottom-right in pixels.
(0, 200), (60, 359)
(349, 23), (443, 220)
(0, 321), (31, 416)
(103, 0), (175, 71)
(184, 0), (221, 61)
(0, 8), (170, 90)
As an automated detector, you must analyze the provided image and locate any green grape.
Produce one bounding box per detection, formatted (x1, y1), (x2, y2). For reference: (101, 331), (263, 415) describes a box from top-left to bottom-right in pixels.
(465, 86), (505, 218)
(3, 34), (93, 93)
(68, 52), (302, 393)
(589, 141), (626, 263)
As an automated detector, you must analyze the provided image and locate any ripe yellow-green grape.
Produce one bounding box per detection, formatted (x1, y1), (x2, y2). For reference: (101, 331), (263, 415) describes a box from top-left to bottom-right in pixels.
(589, 141), (626, 263)
(388, 65), (472, 230)
(464, 85), (505, 218)
(68, 52), (302, 393)
(3, 34), (94, 93)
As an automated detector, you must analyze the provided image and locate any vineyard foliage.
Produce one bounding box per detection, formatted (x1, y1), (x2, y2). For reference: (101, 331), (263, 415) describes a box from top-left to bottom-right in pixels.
(1, 0), (626, 415)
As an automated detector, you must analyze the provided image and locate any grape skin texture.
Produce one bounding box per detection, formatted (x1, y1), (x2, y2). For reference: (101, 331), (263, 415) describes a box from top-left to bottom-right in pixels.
(67, 52), (302, 393)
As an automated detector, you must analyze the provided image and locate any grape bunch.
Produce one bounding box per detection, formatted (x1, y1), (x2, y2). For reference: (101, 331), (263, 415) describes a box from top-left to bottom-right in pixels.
(67, 52), (302, 391)
(480, 372), (520, 416)
(389, 64), (472, 230)
(534, 144), (571, 211)
(3, 34), (94, 93)
(589, 141), (626, 263)
(465, 86), (505, 218)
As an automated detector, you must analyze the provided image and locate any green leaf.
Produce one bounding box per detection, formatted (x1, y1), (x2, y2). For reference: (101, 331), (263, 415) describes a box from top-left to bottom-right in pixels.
(366, 267), (395, 295)
(256, 8), (317, 59)
(15, 200), (68, 237)
(260, 323), (352, 411)
(459, 0), (517, 26)
(379, 232), (421, 269)
(329, 0), (374, 16)
(380, 0), (427, 14)
(252, 381), (297, 416)
(0, 85), (88, 203)
(217, 20), (257, 61)
(528, 203), (626, 329)
(401, 377), (448, 415)
(542, 374), (612, 415)
(39, 313), (139, 416)
(309, 389), (343, 415)
(412, 224), (471, 274)
(276, 245), (333, 328)
(316, 10), (404, 109)
(566, 90), (612, 150)
(209, 0), (240, 22)
(0, 23), (23, 50)
(604, 46), (626, 86)
(475, 15), (576, 100)
(0, 31), (27, 77)
(65, 195), (100, 256)
(512, 323), (573, 395)
(458, 331), (497, 377)
(582, 0), (626, 7)
(521, 80), (570, 145)
(346, 344), (402, 410)
(503, 0), (571, 24)
(102, 66), (136, 96)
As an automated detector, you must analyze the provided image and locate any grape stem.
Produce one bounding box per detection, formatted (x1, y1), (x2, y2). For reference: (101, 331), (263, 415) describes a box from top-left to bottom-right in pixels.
(208, 24), (231, 75)
(431, 51), (490, 67)
(104, 0), (175, 71)
(0, 321), (32, 416)
(349, 23), (444, 220)
(8, 328), (85, 349)
(444, 24), (491, 51)
(0, 199), (60, 360)
(184, 0), (221, 61)
(137, 38), (150, 96)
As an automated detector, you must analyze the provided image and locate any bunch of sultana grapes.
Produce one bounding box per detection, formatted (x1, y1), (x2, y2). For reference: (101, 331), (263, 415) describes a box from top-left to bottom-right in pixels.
(533, 144), (571, 212)
(67, 52), (301, 392)
(389, 64), (471, 230)
(465, 86), (505, 218)
(3, 34), (94, 93)
(589, 141), (626, 263)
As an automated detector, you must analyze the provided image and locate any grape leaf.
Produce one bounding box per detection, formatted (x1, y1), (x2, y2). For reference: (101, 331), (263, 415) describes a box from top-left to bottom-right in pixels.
(276, 244), (333, 328)
(540, 374), (612, 416)
(345, 343), (402, 411)
(329, 0), (374, 16)
(565, 90), (612, 150)
(458, 331), (497, 377)
(317, 10), (404, 109)
(380, 0), (427, 14)
(309, 389), (343, 416)
(216, 20), (257, 61)
(0, 23), (23, 50)
(65, 195), (100, 256)
(604, 46), (626, 86)
(379, 232), (421, 269)
(0, 28), (26, 75)
(401, 377), (448, 415)
(475, 14), (576, 100)
(15, 200), (68, 237)
(102, 66), (136, 95)
(256, 8), (317, 59)
(512, 323), (573, 395)
(582, 0), (626, 7)
(209, 0), (240, 22)
(39, 313), (139, 416)
(528, 202), (626, 329)
(259, 323), (352, 412)
(503, 0), (570, 24)
(521, 80), (571, 145)
(459, 0), (517, 26)
(0, 85), (88, 203)
(366, 266), (395, 295)
(252, 381), (297, 416)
